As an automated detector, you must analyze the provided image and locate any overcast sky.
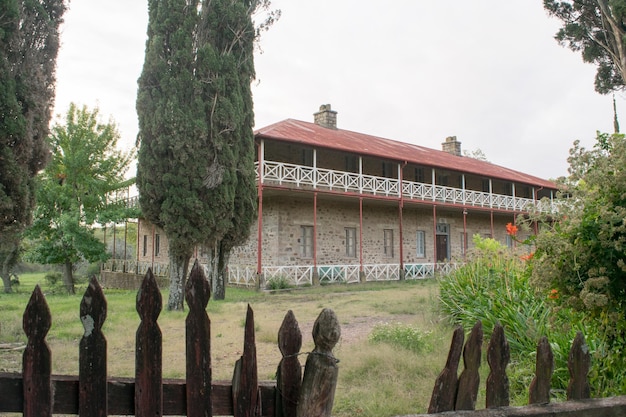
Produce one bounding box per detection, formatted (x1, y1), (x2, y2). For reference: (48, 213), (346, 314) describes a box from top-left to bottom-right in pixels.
(53, 0), (626, 181)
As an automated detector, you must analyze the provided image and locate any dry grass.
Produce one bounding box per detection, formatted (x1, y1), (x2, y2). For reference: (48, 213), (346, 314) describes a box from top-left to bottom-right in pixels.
(0, 276), (452, 416)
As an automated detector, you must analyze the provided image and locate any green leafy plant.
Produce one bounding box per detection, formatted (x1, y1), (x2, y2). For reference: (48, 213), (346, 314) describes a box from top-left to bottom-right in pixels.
(265, 276), (292, 290)
(369, 323), (431, 354)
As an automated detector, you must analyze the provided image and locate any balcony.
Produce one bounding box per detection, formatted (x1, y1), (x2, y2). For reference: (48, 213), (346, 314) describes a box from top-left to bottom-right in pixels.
(257, 161), (555, 213)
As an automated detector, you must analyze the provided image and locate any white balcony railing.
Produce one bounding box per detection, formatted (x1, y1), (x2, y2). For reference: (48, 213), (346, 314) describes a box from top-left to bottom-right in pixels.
(258, 161), (555, 213)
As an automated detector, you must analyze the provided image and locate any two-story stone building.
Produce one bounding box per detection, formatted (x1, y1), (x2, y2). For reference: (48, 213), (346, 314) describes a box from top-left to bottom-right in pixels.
(132, 104), (557, 286)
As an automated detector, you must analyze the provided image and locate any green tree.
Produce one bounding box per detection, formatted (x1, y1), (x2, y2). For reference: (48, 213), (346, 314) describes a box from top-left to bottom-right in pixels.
(137, 0), (276, 308)
(27, 104), (136, 294)
(0, 0), (66, 293)
(530, 132), (626, 334)
(544, 0), (626, 93)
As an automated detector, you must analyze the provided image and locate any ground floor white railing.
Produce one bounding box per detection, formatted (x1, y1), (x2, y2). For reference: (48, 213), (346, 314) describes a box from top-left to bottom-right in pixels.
(103, 260), (458, 287)
(227, 262), (458, 287)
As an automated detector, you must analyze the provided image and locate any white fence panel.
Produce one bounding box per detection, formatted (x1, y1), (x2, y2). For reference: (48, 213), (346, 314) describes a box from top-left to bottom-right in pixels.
(227, 265), (257, 286)
(317, 264), (360, 284)
(363, 264), (400, 281)
(404, 263), (435, 279)
(263, 265), (314, 286)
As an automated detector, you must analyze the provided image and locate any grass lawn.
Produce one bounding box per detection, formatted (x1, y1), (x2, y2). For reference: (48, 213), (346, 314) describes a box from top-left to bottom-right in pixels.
(0, 274), (457, 417)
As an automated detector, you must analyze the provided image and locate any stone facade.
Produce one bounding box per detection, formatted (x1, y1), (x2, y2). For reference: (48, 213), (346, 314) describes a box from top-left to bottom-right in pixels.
(226, 195), (527, 269)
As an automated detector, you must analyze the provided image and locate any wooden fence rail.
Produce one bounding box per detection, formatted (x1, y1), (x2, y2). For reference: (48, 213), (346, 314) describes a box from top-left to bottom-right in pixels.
(0, 261), (341, 417)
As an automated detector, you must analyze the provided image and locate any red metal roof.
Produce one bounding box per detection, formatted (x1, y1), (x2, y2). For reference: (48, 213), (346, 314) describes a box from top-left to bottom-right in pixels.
(255, 119), (557, 189)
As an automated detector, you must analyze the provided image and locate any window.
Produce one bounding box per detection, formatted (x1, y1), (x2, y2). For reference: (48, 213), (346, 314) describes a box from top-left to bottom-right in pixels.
(345, 227), (357, 257)
(415, 167), (424, 183)
(416, 231), (426, 258)
(482, 179), (491, 193)
(382, 161), (393, 178)
(155, 234), (161, 256)
(143, 235), (147, 257)
(300, 226), (314, 258)
(302, 149), (313, 166)
(345, 155), (357, 172)
(383, 229), (394, 257)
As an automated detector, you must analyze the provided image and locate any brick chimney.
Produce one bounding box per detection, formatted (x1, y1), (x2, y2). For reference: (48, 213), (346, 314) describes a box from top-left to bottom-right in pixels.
(313, 104), (337, 129)
(441, 136), (462, 156)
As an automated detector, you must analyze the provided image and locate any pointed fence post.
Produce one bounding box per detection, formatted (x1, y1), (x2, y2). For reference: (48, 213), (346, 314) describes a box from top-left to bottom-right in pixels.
(529, 336), (553, 405)
(135, 269), (163, 417)
(486, 323), (510, 408)
(296, 308), (340, 417)
(455, 321), (483, 411)
(185, 260), (212, 417)
(23, 285), (52, 417)
(567, 331), (591, 400)
(232, 304), (259, 417)
(276, 310), (302, 417)
(79, 276), (108, 417)
(428, 326), (464, 413)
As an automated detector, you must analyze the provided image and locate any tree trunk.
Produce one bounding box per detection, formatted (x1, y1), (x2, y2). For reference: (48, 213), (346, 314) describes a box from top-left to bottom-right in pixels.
(1, 254), (13, 293)
(1, 269), (12, 293)
(0, 235), (20, 293)
(63, 260), (76, 294)
(214, 242), (229, 300)
(168, 251), (190, 310)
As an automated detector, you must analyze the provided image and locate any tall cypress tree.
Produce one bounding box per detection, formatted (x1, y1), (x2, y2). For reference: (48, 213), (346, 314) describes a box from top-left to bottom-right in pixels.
(0, 0), (66, 293)
(137, 0), (260, 308)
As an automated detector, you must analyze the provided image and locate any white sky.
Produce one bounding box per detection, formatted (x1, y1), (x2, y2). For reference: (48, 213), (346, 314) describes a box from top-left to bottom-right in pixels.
(53, 0), (626, 181)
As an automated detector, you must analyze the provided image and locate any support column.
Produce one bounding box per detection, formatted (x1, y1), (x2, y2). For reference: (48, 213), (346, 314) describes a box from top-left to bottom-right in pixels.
(490, 211), (494, 238)
(151, 223), (155, 271)
(431, 169), (436, 201)
(256, 140), (265, 288)
(359, 197), (365, 283)
(432, 205), (438, 263)
(136, 220), (140, 274)
(124, 221), (128, 272)
(312, 192), (319, 285)
(113, 223), (117, 261)
(461, 174), (466, 205)
(463, 209), (468, 260)
(398, 163), (405, 280)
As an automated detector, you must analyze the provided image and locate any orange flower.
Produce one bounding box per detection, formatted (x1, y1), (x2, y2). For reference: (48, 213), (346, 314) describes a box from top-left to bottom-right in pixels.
(548, 289), (559, 300)
(506, 223), (518, 236)
(520, 252), (534, 261)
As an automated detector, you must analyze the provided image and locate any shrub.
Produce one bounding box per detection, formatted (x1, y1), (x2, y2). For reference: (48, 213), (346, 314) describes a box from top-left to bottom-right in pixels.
(44, 271), (63, 287)
(265, 275), (292, 290)
(369, 323), (431, 354)
(438, 234), (593, 399)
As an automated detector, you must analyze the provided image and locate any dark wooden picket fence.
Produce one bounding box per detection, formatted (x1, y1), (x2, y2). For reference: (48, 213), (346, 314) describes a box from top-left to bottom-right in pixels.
(405, 321), (626, 417)
(3, 264), (626, 417)
(0, 261), (340, 417)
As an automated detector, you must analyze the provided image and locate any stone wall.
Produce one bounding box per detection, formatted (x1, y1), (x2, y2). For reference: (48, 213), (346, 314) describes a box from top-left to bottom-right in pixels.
(100, 270), (169, 290)
(228, 195), (527, 268)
